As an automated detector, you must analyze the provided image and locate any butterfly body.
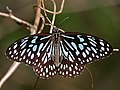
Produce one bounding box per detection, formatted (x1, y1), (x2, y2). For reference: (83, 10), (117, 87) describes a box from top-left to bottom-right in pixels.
(52, 28), (62, 67)
(6, 27), (113, 79)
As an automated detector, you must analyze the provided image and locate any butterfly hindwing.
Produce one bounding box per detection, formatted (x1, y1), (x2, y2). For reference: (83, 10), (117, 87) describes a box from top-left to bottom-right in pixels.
(33, 39), (57, 79)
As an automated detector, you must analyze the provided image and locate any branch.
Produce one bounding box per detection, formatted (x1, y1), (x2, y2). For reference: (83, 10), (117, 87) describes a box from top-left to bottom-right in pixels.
(0, 0), (42, 88)
(49, 0), (57, 33)
(40, 0), (65, 14)
(38, 14), (45, 33)
(0, 62), (20, 88)
(113, 48), (119, 51)
(0, 7), (36, 35)
(33, 0), (42, 32)
(0, 0), (66, 88)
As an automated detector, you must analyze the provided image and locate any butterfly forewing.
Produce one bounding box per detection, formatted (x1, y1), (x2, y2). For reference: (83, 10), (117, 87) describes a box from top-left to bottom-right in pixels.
(6, 34), (52, 65)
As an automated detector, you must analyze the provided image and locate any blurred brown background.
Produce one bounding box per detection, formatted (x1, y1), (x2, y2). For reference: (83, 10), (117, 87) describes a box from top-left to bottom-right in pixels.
(0, 0), (120, 90)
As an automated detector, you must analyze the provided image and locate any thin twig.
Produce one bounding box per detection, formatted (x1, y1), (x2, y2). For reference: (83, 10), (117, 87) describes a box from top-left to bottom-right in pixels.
(86, 67), (94, 90)
(40, 0), (65, 33)
(49, 0), (57, 33)
(32, 77), (39, 90)
(38, 14), (45, 33)
(0, 62), (20, 88)
(41, 0), (51, 23)
(33, 0), (42, 32)
(0, 10), (36, 34)
(39, 0), (65, 14)
(113, 48), (119, 52)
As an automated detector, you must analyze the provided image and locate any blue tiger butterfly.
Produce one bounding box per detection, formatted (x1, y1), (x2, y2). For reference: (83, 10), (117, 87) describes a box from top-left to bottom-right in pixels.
(6, 27), (113, 79)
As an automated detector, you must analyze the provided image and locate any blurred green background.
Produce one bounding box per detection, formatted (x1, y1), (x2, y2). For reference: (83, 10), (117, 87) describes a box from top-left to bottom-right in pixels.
(0, 0), (120, 90)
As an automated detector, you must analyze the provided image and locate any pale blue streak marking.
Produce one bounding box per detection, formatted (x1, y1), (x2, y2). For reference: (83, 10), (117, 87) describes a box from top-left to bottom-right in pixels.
(21, 49), (26, 56)
(78, 44), (84, 50)
(46, 41), (53, 58)
(29, 44), (33, 47)
(77, 35), (84, 42)
(47, 44), (52, 58)
(90, 41), (96, 47)
(62, 35), (74, 39)
(20, 40), (28, 46)
(87, 47), (91, 51)
(71, 42), (77, 50)
(88, 38), (97, 44)
(40, 35), (51, 40)
(42, 40), (50, 51)
(63, 39), (74, 50)
(91, 37), (95, 40)
(31, 39), (36, 43)
(31, 36), (38, 43)
(69, 51), (75, 60)
(60, 41), (68, 57)
(32, 45), (37, 52)
(33, 36), (38, 39)
(91, 47), (97, 53)
(38, 43), (44, 51)
(71, 42), (80, 56)
(21, 43), (26, 49)
(42, 53), (46, 61)
(46, 41), (52, 52)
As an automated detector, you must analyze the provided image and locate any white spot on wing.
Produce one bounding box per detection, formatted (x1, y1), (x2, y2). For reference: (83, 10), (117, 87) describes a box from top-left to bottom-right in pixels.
(13, 44), (17, 49)
(28, 51), (31, 57)
(31, 54), (34, 59)
(100, 41), (104, 46)
(91, 47), (97, 54)
(21, 49), (26, 56)
(21, 43), (26, 49)
(82, 52), (86, 58)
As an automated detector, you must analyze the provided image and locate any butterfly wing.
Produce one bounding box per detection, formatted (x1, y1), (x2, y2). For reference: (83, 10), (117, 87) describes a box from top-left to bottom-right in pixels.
(6, 34), (57, 79)
(58, 32), (113, 77)
(33, 38), (57, 79)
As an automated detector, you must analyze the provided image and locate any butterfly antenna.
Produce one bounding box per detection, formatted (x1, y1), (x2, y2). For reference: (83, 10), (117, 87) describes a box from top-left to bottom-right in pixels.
(85, 67), (94, 90)
(32, 77), (39, 90)
(59, 17), (69, 25)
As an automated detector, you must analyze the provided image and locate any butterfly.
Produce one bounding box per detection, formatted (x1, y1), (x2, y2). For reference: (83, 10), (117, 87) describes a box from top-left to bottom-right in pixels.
(6, 27), (113, 79)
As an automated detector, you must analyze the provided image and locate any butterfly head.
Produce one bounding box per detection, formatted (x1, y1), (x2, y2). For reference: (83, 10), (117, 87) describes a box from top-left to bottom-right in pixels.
(52, 26), (65, 33)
